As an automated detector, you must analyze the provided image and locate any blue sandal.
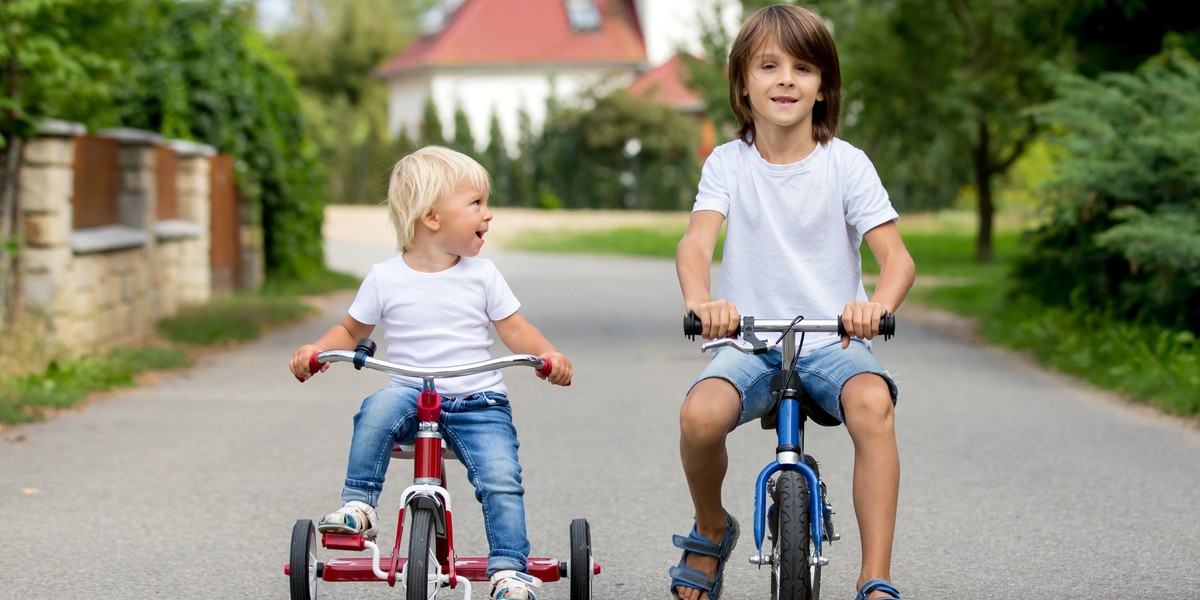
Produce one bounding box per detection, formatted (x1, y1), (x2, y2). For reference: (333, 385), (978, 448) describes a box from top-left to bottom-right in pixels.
(668, 511), (740, 600)
(856, 578), (902, 600)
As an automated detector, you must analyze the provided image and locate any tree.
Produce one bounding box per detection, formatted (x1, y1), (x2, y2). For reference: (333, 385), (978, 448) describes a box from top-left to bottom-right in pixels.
(1013, 44), (1200, 331)
(482, 110), (512, 206)
(450, 104), (477, 156)
(115, 0), (328, 280)
(265, 0), (429, 205)
(537, 87), (700, 210)
(1, 1), (128, 326)
(511, 106), (536, 206)
(804, 0), (1080, 262)
(419, 95), (446, 147)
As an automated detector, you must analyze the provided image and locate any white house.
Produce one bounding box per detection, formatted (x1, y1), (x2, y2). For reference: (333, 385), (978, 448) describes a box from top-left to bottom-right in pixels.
(373, 0), (739, 152)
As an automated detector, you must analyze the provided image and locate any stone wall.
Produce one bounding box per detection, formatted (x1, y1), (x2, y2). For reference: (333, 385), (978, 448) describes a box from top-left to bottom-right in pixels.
(10, 121), (259, 355)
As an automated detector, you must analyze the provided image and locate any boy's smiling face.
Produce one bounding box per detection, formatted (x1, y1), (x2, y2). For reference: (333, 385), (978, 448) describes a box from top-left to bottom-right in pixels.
(431, 183), (492, 258)
(742, 39), (824, 135)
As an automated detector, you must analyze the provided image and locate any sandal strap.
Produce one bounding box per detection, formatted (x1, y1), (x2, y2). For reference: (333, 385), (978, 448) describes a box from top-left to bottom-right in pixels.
(668, 564), (716, 591)
(671, 532), (724, 557)
(858, 578), (901, 600)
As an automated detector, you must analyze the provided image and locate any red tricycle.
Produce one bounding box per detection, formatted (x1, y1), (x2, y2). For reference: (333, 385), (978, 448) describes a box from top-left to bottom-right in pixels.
(285, 339), (599, 599)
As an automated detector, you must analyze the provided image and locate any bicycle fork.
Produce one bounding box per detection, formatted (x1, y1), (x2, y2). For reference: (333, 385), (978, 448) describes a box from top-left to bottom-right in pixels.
(749, 336), (837, 569)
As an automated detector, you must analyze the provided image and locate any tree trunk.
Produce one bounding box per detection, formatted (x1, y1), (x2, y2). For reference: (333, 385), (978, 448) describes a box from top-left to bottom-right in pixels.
(973, 119), (995, 263)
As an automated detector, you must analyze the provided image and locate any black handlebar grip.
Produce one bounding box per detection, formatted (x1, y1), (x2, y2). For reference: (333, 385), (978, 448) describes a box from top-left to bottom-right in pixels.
(837, 313), (896, 341)
(684, 312), (704, 340)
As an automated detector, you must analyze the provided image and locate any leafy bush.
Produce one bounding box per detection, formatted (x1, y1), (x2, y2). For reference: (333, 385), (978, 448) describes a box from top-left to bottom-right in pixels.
(536, 88), (701, 211)
(1016, 44), (1200, 331)
(113, 0), (328, 281)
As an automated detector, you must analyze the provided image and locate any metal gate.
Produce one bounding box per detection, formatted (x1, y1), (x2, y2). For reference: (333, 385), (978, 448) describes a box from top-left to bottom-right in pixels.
(209, 154), (241, 292)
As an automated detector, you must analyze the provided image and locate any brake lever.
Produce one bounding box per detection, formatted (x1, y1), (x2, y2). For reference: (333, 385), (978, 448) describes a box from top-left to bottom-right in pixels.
(699, 338), (779, 354)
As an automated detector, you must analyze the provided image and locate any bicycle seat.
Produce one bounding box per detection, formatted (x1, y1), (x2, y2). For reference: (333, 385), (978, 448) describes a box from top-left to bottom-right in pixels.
(760, 391), (842, 429)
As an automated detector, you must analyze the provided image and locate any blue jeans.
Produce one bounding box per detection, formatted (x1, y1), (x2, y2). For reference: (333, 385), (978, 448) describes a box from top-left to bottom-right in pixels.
(342, 386), (528, 575)
(693, 339), (899, 427)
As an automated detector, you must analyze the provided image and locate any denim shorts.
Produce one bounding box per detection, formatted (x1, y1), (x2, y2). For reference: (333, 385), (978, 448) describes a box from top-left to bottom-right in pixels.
(693, 339), (899, 427)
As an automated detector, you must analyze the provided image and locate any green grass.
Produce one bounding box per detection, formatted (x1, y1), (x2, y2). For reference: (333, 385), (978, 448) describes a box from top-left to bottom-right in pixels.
(0, 346), (190, 425)
(511, 226), (723, 260)
(158, 293), (316, 345)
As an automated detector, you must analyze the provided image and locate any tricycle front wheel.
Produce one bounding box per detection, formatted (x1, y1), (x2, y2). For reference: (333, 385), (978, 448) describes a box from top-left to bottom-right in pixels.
(405, 507), (439, 600)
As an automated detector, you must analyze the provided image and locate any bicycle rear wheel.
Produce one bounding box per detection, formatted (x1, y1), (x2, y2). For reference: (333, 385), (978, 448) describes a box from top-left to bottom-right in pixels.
(770, 469), (818, 599)
(405, 507), (439, 600)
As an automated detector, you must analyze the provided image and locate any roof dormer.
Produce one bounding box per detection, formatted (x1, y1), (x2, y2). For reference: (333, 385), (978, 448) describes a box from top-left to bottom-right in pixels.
(565, 0), (602, 31)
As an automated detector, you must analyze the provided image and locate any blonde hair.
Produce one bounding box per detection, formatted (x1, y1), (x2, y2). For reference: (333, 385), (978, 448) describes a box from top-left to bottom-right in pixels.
(385, 146), (492, 252)
(728, 4), (842, 145)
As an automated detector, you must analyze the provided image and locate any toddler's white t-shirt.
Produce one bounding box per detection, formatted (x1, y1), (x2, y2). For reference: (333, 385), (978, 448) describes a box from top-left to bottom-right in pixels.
(348, 255), (520, 395)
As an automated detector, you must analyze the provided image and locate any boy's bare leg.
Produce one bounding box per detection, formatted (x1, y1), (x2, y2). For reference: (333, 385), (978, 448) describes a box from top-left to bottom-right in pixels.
(840, 373), (900, 600)
(675, 379), (741, 600)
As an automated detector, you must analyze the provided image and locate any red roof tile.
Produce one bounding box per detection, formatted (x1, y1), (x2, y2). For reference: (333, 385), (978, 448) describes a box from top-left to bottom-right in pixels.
(628, 54), (704, 112)
(376, 0), (646, 77)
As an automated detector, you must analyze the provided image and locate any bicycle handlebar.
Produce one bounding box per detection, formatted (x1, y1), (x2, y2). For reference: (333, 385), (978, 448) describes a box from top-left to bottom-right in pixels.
(304, 338), (555, 382)
(684, 312), (895, 344)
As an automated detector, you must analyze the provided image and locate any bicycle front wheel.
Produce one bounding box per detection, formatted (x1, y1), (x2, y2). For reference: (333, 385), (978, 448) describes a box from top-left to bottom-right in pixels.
(405, 507), (439, 600)
(771, 469), (818, 599)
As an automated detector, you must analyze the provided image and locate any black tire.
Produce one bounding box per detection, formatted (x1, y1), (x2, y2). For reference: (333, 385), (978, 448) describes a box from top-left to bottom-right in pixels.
(770, 469), (819, 600)
(569, 518), (593, 600)
(289, 519), (318, 600)
(405, 507), (438, 600)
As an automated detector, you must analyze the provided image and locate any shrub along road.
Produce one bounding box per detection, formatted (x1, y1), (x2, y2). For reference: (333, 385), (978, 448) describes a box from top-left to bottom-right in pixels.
(1, 236), (1198, 598)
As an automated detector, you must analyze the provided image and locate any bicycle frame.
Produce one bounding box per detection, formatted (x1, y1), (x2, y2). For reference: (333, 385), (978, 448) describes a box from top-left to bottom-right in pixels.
(749, 329), (828, 567)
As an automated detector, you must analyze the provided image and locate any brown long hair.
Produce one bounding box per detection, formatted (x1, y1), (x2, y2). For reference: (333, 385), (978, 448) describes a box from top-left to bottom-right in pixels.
(727, 5), (842, 145)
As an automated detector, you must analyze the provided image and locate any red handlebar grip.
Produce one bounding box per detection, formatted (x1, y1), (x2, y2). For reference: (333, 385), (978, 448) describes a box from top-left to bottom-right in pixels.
(536, 357), (553, 377)
(308, 355), (323, 376)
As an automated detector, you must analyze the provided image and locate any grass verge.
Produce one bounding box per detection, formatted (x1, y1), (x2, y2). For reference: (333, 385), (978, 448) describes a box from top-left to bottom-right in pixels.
(0, 268), (357, 427)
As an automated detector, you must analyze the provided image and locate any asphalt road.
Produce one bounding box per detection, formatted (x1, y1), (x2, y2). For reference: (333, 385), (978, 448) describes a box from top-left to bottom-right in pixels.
(2, 242), (1199, 599)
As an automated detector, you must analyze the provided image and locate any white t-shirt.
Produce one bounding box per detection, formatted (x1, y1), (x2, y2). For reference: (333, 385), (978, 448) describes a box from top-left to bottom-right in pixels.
(347, 255), (521, 395)
(693, 137), (899, 355)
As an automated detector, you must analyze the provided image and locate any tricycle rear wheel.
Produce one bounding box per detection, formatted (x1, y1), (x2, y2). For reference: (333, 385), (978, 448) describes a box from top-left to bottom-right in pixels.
(289, 519), (318, 600)
(568, 518), (592, 600)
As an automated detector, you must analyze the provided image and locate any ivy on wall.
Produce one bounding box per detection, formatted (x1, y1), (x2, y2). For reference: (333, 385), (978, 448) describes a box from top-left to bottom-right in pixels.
(113, 0), (327, 281)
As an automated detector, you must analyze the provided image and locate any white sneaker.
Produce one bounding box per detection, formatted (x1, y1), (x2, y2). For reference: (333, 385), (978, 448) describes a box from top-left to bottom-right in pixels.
(317, 500), (378, 539)
(489, 570), (542, 600)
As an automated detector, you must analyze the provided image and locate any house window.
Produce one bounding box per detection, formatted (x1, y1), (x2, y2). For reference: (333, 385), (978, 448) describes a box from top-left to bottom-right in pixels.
(565, 0), (602, 31)
(420, 0), (464, 36)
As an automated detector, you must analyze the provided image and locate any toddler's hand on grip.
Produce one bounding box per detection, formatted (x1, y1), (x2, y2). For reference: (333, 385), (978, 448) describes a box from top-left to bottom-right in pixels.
(538, 351), (572, 387)
(290, 344), (325, 382)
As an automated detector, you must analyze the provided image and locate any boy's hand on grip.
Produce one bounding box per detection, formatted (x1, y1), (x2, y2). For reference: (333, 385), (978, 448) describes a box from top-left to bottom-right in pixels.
(840, 301), (889, 348)
(686, 299), (741, 340)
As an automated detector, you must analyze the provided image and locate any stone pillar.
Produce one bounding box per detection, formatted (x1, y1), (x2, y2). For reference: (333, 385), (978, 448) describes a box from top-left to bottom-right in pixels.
(96, 128), (162, 333)
(169, 139), (215, 305)
(18, 120), (86, 329)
